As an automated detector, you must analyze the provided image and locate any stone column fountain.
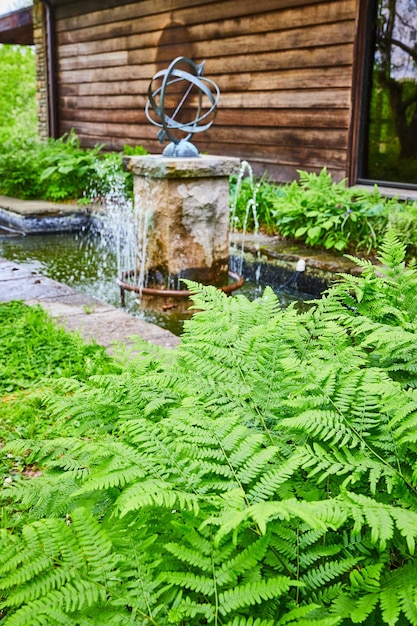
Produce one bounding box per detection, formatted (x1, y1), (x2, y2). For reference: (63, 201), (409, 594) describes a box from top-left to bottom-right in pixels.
(123, 154), (240, 287)
(118, 57), (241, 309)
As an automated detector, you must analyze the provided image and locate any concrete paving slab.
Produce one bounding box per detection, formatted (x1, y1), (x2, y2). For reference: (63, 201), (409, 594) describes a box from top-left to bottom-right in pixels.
(25, 299), (116, 318)
(31, 292), (110, 307)
(0, 260), (38, 281)
(0, 257), (180, 350)
(53, 307), (179, 349)
(0, 272), (75, 302)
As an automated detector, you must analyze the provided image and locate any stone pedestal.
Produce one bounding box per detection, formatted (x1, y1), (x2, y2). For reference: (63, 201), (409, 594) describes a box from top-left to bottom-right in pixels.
(123, 155), (241, 288)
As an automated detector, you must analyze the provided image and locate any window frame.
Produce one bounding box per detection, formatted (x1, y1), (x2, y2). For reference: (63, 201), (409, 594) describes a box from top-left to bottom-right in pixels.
(348, 0), (417, 192)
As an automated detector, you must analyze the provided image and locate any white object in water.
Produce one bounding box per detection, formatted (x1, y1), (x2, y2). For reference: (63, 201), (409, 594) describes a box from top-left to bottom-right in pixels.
(296, 258), (306, 272)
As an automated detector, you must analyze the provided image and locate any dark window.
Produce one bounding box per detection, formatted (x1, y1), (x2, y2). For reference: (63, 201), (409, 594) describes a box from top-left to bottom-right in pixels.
(359, 0), (417, 188)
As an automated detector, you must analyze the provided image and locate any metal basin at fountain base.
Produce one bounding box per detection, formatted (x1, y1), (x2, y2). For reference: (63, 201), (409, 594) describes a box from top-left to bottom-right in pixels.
(118, 268), (244, 312)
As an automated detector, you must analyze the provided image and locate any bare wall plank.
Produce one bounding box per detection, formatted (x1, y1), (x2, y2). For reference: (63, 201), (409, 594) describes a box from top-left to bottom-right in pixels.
(59, 44), (354, 83)
(56, 0), (355, 46)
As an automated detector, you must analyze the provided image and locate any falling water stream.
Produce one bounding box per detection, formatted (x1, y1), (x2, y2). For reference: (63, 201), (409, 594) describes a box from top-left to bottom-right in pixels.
(229, 160), (261, 279)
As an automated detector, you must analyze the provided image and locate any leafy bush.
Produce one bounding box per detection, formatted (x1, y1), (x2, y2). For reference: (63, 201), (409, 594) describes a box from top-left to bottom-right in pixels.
(0, 45), (145, 203)
(230, 172), (283, 234)
(2, 233), (417, 624)
(387, 205), (417, 254)
(231, 167), (417, 254)
(0, 131), (142, 203)
(271, 168), (395, 252)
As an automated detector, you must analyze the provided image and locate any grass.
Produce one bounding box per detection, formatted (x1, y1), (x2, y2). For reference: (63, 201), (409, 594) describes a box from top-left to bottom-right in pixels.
(0, 301), (121, 500)
(0, 301), (117, 395)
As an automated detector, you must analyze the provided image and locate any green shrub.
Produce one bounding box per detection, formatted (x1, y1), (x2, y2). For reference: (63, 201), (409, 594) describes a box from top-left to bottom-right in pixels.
(271, 168), (391, 252)
(387, 206), (417, 254)
(231, 167), (417, 255)
(0, 131), (144, 202)
(2, 234), (417, 624)
(230, 172), (283, 234)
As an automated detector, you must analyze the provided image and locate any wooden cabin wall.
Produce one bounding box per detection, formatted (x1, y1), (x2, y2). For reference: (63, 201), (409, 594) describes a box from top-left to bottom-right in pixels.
(54, 0), (357, 182)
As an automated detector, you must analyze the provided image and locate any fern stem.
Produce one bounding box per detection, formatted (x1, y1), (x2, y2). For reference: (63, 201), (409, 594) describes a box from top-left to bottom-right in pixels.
(233, 355), (277, 449)
(211, 529), (219, 626)
(295, 525), (300, 604)
(212, 431), (251, 507)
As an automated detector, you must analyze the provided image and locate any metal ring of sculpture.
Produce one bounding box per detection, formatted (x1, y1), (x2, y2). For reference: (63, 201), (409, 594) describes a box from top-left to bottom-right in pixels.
(145, 56), (220, 156)
(117, 270), (244, 307)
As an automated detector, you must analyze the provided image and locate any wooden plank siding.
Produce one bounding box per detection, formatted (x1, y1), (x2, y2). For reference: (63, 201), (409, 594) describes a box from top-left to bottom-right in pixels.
(53, 0), (358, 181)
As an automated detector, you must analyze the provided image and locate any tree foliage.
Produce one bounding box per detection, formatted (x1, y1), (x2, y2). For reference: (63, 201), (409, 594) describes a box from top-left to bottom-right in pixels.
(0, 44), (36, 145)
(2, 233), (417, 624)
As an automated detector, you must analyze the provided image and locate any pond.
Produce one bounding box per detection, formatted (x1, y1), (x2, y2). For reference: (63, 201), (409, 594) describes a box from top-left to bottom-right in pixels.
(0, 227), (315, 336)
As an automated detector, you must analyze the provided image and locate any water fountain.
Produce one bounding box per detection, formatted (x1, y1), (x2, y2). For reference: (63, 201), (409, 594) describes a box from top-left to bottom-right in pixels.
(0, 57), (330, 336)
(117, 56), (242, 311)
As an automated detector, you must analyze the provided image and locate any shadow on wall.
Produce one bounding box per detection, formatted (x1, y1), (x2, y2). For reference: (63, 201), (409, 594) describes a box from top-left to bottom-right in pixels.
(153, 21), (196, 143)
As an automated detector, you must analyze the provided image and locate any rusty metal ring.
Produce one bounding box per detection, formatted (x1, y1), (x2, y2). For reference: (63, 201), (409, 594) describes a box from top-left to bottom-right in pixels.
(117, 270), (244, 300)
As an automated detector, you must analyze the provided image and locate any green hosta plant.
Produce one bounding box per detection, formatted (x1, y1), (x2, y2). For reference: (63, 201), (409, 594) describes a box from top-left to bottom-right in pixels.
(230, 172), (284, 233)
(272, 168), (391, 252)
(2, 233), (417, 624)
(0, 130), (147, 202)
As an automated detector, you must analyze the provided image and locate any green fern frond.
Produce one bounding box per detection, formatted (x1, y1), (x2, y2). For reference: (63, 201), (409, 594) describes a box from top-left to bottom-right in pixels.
(300, 557), (361, 591)
(334, 562), (417, 625)
(277, 604), (341, 625)
(215, 536), (270, 586)
(398, 588), (417, 625)
(159, 571), (215, 595)
(115, 479), (200, 516)
(217, 577), (299, 616)
(0, 508), (123, 626)
(164, 541), (213, 572)
(343, 491), (417, 552)
(280, 410), (361, 448)
(222, 617), (276, 626)
(248, 451), (306, 503)
(298, 544), (344, 569)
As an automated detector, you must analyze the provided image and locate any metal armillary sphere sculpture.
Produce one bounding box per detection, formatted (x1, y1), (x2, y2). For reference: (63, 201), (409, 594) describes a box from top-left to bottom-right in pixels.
(145, 56), (220, 157)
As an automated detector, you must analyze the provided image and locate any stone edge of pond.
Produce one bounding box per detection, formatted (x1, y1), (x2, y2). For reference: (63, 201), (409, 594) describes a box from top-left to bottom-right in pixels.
(230, 232), (363, 296)
(0, 257), (181, 351)
(0, 196), (93, 235)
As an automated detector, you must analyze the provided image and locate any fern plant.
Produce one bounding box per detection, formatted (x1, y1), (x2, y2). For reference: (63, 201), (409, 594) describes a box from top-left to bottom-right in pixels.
(2, 234), (417, 624)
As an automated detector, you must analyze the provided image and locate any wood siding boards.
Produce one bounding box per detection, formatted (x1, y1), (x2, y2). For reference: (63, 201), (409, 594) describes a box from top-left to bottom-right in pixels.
(54, 0), (357, 181)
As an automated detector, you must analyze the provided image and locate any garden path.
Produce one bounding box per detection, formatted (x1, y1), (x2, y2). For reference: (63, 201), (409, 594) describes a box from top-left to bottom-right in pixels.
(0, 257), (180, 351)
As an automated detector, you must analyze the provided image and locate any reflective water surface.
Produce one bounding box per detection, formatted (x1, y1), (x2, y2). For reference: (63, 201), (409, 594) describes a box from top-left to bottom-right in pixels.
(0, 229), (313, 336)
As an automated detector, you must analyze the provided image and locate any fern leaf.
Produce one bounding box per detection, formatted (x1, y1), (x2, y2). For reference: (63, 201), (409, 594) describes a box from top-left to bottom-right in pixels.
(280, 410), (361, 448)
(278, 604), (341, 625)
(222, 617), (276, 626)
(218, 577), (298, 616)
(215, 536), (270, 586)
(164, 542), (213, 572)
(349, 592), (380, 623)
(398, 588), (417, 625)
(380, 588), (401, 626)
(300, 557), (361, 591)
(248, 451), (306, 503)
(158, 571), (215, 595)
(115, 479), (200, 516)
